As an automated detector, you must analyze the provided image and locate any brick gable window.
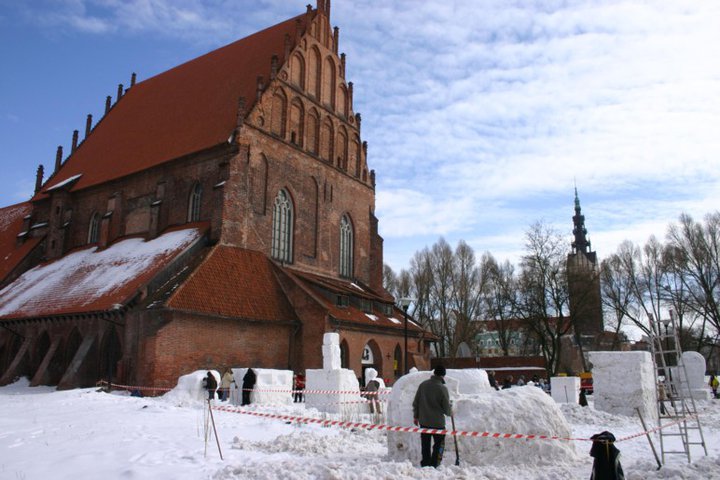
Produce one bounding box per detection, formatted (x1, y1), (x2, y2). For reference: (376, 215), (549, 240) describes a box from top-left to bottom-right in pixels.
(187, 182), (202, 222)
(87, 212), (99, 244)
(271, 189), (293, 263)
(339, 214), (353, 277)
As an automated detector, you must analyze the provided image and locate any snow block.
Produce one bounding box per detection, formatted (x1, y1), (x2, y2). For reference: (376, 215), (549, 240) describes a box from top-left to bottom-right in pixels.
(231, 368), (293, 406)
(590, 351), (657, 425)
(551, 376), (580, 404)
(305, 368), (363, 414)
(670, 351), (711, 400)
(322, 344), (342, 370)
(386, 370), (576, 466)
(163, 370), (219, 406)
(323, 332), (340, 346)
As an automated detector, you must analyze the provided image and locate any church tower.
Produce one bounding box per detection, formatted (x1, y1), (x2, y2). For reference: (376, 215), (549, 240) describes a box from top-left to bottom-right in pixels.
(567, 188), (604, 337)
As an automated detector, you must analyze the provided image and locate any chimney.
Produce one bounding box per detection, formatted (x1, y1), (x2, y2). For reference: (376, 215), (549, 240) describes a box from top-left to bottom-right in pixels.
(348, 81), (354, 109)
(55, 146), (63, 173)
(105, 95), (112, 114)
(316, 0), (323, 13)
(35, 164), (44, 193)
(131, 72), (136, 86)
(340, 53), (346, 78)
(256, 76), (264, 101)
(85, 114), (92, 138)
(326, 0), (331, 17)
(116, 83), (124, 102)
(333, 27), (339, 54)
(270, 55), (279, 80)
(71, 130), (79, 153)
(355, 113), (362, 132)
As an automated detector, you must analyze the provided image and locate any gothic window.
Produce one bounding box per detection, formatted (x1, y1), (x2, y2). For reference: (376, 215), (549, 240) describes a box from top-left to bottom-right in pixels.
(322, 57), (336, 108)
(187, 182), (202, 222)
(339, 214), (353, 278)
(271, 189), (293, 263)
(307, 109), (320, 154)
(289, 98), (304, 146)
(290, 52), (305, 90)
(87, 212), (99, 244)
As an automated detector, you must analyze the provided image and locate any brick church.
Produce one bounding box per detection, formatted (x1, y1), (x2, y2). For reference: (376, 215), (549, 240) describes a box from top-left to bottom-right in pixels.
(0, 1), (432, 390)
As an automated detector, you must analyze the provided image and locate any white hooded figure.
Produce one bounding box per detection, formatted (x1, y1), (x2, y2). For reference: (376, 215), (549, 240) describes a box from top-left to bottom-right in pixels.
(364, 368), (385, 413)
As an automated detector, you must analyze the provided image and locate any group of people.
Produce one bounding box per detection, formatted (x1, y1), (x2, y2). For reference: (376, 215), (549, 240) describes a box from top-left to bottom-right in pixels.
(203, 368), (256, 406)
(487, 371), (548, 391)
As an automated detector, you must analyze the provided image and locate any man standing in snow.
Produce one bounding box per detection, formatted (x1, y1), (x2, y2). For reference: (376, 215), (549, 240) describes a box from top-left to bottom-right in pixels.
(204, 371), (217, 401)
(412, 365), (452, 468)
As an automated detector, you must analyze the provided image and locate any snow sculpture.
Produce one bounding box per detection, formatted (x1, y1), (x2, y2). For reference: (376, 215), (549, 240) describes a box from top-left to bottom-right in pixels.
(305, 333), (364, 414)
(590, 351), (657, 425)
(386, 369), (577, 466)
(232, 368), (293, 406)
(551, 376), (581, 404)
(669, 351), (710, 400)
(163, 370), (219, 405)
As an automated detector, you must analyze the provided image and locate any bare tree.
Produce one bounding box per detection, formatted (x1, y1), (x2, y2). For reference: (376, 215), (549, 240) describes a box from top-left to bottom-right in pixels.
(383, 263), (398, 298)
(484, 254), (519, 355)
(515, 222), (571, 376)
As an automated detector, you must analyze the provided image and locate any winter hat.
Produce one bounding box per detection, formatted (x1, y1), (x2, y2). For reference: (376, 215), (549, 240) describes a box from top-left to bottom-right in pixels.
(433, 365), (446, 377)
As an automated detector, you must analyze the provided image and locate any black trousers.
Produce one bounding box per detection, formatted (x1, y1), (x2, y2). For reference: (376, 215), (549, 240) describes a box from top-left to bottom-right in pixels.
(420, 427), (445, 467)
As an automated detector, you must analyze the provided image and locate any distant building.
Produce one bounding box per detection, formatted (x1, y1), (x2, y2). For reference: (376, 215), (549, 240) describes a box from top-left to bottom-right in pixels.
(0, 1), (433, 390)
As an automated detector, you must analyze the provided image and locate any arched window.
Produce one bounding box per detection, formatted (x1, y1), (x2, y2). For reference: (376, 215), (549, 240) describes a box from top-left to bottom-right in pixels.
(271, 189), (293, 263)
(87, 212), (99, 243)
(187, 182), (202, 222)
(339, 214), (353, 277)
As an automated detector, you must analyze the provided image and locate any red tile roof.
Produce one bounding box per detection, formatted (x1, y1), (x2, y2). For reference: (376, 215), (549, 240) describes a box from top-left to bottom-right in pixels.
(0, 202), (42, 283)
(288, 269), (425, 334)
(168, 245), (297, 322)
(0, 226), (205, 319)
(36, 11), (309, 200)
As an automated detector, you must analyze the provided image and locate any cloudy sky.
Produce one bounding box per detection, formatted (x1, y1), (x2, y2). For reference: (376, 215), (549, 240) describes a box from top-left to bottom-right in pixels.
(1, 0), (719, 272)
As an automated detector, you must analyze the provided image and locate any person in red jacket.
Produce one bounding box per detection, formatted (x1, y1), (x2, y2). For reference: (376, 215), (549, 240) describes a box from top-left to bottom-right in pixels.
(294, 372), (306, 403)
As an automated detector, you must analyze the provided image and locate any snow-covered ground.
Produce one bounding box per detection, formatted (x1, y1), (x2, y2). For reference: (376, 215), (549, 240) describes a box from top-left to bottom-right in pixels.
(1, 378), (719, 479)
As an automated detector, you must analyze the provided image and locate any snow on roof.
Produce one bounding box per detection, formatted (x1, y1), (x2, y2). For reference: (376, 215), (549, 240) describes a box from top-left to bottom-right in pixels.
(388, 317), (402, 324)
(365, 314), (378, 321)
(350, 282), (364, 291)
(45, 173), (82, 191)
(0, 227), (203, 318)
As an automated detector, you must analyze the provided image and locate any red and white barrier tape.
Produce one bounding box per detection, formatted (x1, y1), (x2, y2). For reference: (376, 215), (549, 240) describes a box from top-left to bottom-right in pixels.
(102, 380), (700, 444)
(101, 381), (388, 396)
(212, 404), (591, 442)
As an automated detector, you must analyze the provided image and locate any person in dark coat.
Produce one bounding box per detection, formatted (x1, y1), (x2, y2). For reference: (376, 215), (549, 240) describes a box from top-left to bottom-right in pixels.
(589, 431), (624, 480)
(204, 371), (217, 401)
(501, 375), (514, 389)
(412, 365), (452, 468)
(241, 368), (257, 406)
(579, 388), (589, 407)
(487, 370), (499, 391)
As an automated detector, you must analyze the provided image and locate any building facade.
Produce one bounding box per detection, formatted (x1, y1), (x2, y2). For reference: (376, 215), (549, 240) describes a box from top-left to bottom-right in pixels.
(0, 1), (432, 390)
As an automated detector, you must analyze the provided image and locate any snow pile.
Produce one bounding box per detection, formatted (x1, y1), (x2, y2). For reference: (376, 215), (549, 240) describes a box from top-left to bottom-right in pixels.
(590, 351), (657, 425)
(551, 376), (581, 403)
(306, 333), (364, 414)
(233, 368), (292, 405)
(386, 370), (577, 466)
(163, 369), (219, 406)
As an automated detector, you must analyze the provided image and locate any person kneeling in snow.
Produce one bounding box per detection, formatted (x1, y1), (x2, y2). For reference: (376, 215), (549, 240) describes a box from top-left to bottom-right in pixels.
(589, 431), (624, 480)
(413, 365), (452, 468)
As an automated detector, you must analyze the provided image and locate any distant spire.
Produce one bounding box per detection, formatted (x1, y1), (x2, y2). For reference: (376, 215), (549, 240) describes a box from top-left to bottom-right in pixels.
(571, 188), (590, 254)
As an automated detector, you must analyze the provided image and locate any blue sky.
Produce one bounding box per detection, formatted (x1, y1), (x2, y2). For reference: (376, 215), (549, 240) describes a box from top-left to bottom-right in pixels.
(2, 0), (719, 272)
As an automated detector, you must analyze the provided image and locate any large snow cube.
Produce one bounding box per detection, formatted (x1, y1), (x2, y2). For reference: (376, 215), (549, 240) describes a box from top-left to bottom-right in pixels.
(590, 351), (657, 425)
(551, 376), (580, 404)
(323, 332), (340, 346)
(306, 368), (363, 414)
(232, 368), (293, 406)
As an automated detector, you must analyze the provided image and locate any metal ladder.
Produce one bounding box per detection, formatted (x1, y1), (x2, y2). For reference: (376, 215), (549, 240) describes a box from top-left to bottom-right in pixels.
(649, 311), (708, 464)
